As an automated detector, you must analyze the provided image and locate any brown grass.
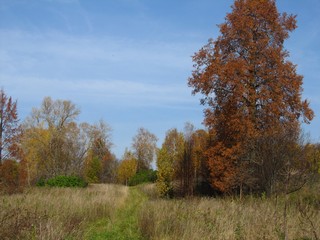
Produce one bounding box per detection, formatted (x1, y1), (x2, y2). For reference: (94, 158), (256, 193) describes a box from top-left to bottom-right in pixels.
(0, 184), (128, 240)
(1, 183), (319, 240)
(138, 184), (320, 240)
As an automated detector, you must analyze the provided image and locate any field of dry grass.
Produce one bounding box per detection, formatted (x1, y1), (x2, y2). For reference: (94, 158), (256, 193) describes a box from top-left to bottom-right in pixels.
(138, 184), (320, 240)
(1, 183), (319, 240)
(0, 184), (128, 240)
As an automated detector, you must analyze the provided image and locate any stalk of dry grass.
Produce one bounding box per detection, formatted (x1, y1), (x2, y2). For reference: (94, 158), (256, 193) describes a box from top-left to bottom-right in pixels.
(139, 189), (320, 240)
(0, 184), (128, 240)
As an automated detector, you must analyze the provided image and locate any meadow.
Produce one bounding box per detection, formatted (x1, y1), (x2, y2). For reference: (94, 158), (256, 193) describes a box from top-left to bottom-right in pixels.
(1, 183), (319, 240)
(0, 184), (128, 239)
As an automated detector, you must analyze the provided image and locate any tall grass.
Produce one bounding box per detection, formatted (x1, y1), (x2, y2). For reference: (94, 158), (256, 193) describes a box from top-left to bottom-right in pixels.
(138, 185), (320, 240)
(0, 184), (128, 240)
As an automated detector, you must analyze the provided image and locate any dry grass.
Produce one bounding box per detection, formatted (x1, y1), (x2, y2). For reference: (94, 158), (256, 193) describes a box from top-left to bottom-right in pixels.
(0, 184), (128, 240)
(1, 182), (319, 240)
(138, 185), (320, 240)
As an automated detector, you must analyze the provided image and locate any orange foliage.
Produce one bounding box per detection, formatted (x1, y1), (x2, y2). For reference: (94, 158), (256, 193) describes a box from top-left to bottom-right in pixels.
(189, 0), (313, 193)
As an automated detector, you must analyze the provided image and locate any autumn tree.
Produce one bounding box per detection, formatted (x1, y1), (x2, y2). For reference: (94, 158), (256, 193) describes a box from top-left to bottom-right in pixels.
(179, 122), (196, 196)
(22, 97), (81, 179)
(305, 143), (320, 175)
(191, 129), (210, 193)
(0, 89), (21, 164)
(132, 128), (158, 171)
(84, 120), (115, 183)
(117, 149), (138, 185)
(156, 128), (184, 197)
(157, 125), (210, 197)
(188, 0), (313, 194)
(84, 154), (102, 183)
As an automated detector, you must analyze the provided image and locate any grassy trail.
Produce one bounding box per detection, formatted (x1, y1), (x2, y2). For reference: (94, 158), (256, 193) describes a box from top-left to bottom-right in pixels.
(84, 186), (147, 240)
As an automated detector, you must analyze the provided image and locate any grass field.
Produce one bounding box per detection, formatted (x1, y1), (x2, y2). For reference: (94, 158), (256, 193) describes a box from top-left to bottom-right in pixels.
(1, 183), (319, 240)
(0, 184), (128, 239)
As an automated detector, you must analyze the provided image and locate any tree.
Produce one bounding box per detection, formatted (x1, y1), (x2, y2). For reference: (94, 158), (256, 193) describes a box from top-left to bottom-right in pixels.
(156, 148), (173, 197)
(191, 129), (210, 193)
(188, 0), (313, 193)
(156, 128), (184, 196)
(22, 97), (88, 180)
(180, 122), (196, 196)
(88, 120), (115, 182)
(0, 89), (20, 164)
(84, 154), (102, 183)
(305, 143), (320, 175)
(117, 149), (138, 185)
(132, 128), (158, 171)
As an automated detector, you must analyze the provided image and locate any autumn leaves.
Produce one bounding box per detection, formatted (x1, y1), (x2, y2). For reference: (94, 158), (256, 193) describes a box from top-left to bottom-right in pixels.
(1, 0), (316, 198)
(188, 0), (314, 195)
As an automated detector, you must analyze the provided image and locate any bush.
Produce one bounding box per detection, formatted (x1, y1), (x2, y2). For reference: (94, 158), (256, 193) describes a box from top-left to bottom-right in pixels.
(38, 176), (87, 188)
(128, 169), (157, 186)
(36, 177), (46, 187)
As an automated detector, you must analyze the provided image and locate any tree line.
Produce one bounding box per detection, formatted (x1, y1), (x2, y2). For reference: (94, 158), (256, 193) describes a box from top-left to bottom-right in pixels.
(0, 92), (159, 193)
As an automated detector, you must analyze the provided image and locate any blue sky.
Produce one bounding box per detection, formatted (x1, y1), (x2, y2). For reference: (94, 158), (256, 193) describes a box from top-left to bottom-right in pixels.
(1, 0), (319, 158)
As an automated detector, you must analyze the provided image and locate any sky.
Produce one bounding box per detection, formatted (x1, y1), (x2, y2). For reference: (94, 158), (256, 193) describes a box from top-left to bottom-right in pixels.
(1, 0), (319, 159)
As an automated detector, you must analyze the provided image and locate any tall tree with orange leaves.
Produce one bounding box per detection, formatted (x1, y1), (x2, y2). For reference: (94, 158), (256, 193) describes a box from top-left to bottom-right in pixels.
(188, 0), (314, 193)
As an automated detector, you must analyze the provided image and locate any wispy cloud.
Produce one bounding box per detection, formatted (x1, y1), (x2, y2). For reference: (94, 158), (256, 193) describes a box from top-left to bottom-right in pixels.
(1, 74), (196, 107)
(0, 29), (196, 74)
(0, 29), (200, 111)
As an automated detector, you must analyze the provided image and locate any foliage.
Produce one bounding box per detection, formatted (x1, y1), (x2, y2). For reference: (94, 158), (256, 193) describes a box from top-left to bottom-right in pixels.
(84, 120), (117, 183)
(156, 148), (174, 197)
(117, 150), (138, 185)
(22, 97), (82, 180)
(156, 128), (184, 197)
(21, 97), (115, 185)
(128, 169), (157, 186)
(0, 159), (25, 194)
(0, 89), (21, 164)
(41, 175), (88, 188)
(85, 155), (102, 183)
(156, 125), (210, 197)
(305, 143), (320, 174)
(188, 0), (314, 194)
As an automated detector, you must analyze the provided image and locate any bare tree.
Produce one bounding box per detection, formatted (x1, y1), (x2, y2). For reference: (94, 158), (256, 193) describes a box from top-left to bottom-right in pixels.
(132, 128), (158, 171)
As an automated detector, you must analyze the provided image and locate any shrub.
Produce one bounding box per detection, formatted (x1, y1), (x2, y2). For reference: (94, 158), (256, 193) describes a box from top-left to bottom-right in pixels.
(36, 177), (46, 187)
(128, 169), (157, 186)
(41, 176), (87, 188)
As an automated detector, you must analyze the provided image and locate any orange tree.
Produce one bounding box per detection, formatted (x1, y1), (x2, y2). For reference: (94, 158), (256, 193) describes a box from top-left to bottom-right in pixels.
(188, 0), (313, 194)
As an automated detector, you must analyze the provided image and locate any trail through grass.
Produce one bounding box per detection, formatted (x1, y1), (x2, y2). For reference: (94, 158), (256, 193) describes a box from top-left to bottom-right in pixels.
(85, 186), (147, 240)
